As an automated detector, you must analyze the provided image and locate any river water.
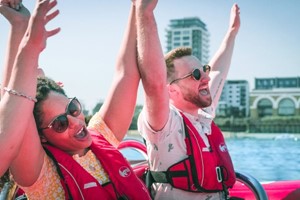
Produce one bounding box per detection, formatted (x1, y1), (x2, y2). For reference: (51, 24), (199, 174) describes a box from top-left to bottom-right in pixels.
(123, 134), (300, 182)
(226, 137), (300, 182)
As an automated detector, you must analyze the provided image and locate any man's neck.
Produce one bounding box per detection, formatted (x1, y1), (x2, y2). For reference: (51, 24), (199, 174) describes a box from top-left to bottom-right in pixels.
(171, 102), (199, 117)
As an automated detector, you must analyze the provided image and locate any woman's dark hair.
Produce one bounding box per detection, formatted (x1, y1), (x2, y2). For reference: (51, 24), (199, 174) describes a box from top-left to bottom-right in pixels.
(34, 77), (66, 135)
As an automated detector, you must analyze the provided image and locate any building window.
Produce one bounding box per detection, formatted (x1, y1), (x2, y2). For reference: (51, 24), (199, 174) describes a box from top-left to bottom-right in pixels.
(257, 99), (273, 117)
(182, 30), (190, 35)
(278, 98), (295, 116)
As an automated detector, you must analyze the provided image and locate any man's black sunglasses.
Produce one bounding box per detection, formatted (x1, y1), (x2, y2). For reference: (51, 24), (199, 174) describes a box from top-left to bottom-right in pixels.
(169, 65), (211, 85)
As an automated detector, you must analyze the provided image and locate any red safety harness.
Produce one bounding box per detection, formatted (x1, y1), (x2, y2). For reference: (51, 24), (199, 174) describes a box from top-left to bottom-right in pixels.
(146, 112), (236, 195)
(44, 131), (151, 200)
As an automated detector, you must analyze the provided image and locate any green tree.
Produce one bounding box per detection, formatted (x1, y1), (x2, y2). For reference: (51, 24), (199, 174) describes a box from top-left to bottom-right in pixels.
(92, 101), (104, 115)
(86, 101), (143, 131)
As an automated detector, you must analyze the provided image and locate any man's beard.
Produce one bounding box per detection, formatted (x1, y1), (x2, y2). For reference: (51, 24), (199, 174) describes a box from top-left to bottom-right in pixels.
(183, 89), (212, 108)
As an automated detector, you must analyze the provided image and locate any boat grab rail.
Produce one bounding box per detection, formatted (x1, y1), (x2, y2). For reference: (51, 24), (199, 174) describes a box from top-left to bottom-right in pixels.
(235, 171), (268, 200)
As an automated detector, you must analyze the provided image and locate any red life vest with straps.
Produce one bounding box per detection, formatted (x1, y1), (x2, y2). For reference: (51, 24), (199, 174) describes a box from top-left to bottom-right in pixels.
(149, 113), (236, 193)
(44, 130), (151, 200)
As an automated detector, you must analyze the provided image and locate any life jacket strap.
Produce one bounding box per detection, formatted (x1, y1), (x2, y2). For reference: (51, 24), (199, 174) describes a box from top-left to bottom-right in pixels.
(43, 146), (73, 200)
(150, 170), (190, 184)
(150, 171), (168, 183)
(216, 166), (230, 199)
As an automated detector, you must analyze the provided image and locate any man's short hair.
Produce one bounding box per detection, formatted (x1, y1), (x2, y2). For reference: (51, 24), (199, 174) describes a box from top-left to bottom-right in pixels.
(164, 47), (192, 83)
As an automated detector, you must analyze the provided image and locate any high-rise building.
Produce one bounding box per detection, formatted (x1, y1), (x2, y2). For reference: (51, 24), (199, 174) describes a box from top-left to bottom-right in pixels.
(217, 80), (250, 117)
(165, 17), (209, 65)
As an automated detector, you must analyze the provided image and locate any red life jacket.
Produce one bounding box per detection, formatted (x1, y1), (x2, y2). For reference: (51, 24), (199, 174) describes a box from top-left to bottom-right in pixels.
(44, 130), (151, 200)
(149, 113), (236, 193)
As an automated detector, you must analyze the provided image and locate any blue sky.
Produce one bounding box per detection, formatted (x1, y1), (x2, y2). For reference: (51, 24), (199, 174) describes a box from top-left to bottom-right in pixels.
(1, 0), (299, 111)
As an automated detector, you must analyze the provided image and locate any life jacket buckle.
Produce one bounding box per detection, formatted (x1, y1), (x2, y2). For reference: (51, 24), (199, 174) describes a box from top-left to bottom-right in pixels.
(216, 166), (223, 183)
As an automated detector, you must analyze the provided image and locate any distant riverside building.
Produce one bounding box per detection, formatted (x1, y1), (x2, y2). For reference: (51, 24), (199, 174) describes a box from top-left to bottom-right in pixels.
(217, 80), (250, 117)
(165, 17), (210, 65)
(250, 77), (300, 118)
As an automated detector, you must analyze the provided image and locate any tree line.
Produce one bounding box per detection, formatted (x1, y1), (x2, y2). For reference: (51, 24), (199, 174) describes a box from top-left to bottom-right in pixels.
(85, 102), (300, 133)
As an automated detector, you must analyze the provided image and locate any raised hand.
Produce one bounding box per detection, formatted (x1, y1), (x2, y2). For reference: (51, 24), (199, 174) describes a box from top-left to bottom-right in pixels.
(0, 0), (22, 10)
(229, 3), (241, 35)
(0, 1), (30, 97)
(0, 1), (30, 26)
(134, 0), (158, 13)
(25, 0), (60, 53)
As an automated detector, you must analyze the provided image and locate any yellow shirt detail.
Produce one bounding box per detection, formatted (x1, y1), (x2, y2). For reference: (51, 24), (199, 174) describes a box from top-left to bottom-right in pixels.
(88, 112), (120, 147)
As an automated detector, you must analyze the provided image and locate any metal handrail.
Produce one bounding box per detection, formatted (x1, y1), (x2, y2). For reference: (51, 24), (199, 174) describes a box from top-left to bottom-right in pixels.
(235, 171), (269, 200)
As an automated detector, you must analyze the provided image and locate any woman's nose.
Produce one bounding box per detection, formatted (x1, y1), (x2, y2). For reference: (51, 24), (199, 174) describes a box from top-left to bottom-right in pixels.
(67, 115), (82, 129)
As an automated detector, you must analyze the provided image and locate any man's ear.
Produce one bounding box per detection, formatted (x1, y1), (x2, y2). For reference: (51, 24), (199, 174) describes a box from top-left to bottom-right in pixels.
(167, 84), (179, 98)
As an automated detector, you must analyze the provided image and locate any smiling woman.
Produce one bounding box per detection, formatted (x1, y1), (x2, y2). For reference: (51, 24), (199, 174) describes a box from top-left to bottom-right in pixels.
(0, 0), (152, 199)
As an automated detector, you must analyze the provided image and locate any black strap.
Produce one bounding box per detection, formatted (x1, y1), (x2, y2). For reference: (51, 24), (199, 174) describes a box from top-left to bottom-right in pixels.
(142, 138), (153, 192)
(218, 166), (230, 199)
(150, 171), (168, 183)
(43, 147), (73, 200)
(145, 170), (154, 194)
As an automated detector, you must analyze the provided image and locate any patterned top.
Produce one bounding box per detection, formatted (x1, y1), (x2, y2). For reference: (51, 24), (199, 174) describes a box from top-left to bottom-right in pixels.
(20, 112), (118, 200)
(88, 112), (120, 148)
(138, 105), (225, 200)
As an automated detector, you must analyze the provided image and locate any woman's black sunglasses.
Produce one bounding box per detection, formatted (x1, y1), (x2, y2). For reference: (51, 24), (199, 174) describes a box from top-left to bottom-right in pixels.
(39, 97), (82, 133)
(169, 65), (211, 85)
